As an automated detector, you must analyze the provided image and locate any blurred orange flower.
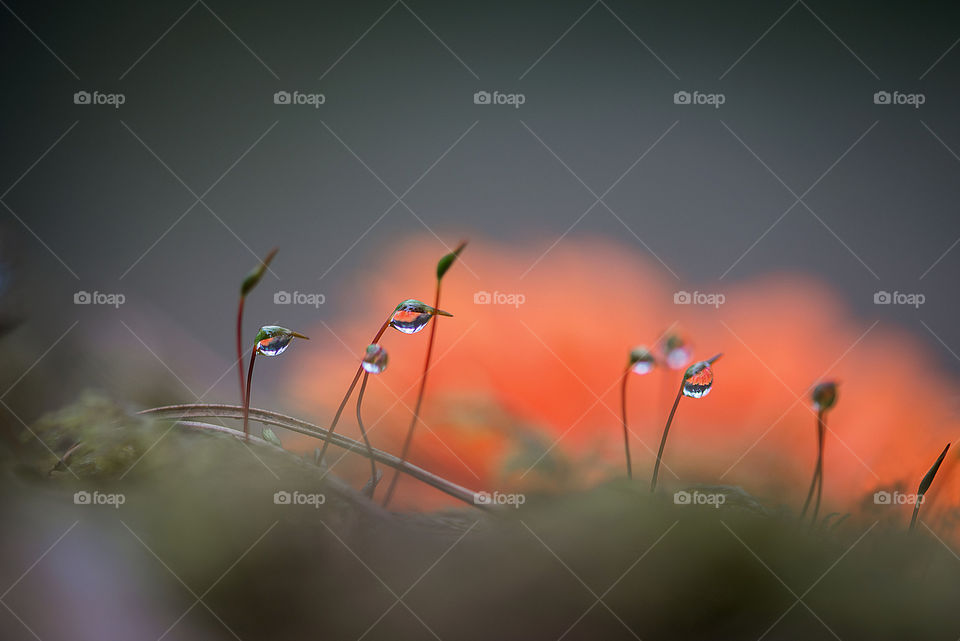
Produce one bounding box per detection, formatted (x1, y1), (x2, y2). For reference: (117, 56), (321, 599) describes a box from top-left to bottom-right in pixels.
(287, 236), (959, 533)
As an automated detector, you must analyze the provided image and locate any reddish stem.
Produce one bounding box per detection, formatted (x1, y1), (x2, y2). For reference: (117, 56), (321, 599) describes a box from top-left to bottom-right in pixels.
(316, 317), (391, 467)
(355, 372), (378, 497)
(620, 366), (633, 480)
(242, 348), (257, 442)
(382, 280), (442, 508)
(651, 379), (684, 492)
(236, 296), (246, 403)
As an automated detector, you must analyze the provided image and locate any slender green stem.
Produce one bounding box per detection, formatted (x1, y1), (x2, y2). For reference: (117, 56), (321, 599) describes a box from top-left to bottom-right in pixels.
(800, 408), (824, 520)
(242, 348), (257, 441)
(236, 296), (246, 403)
(651, 380), (684, 492)
(355, 371), (378, 497)
(382, 280), (442, 508)
(620, 366), (633, 480)
(316, 317), (391, 467)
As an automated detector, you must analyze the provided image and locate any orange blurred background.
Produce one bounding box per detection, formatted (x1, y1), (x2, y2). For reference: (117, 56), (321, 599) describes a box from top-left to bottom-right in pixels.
(285, 236), (960, 532)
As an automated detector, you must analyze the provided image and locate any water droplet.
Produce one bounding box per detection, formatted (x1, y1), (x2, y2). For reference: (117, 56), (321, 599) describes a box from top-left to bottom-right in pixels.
(682, 361), (714, 398)
(629, 346), (656, 375)
(362, 343), (388, 374)
(661, 333), (691, 370)
(812, 381), (838, 411)
(389, 299), (452, 335)
(258, 334), (293, 356)
(254, 325), (308, 357)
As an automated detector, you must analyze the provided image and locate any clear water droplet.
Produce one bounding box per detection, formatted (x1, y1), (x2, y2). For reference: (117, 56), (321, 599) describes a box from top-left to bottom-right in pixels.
(362, 343), (388, 374)
(629, 346), (657, 375)
(682, 361), (714, 398)
(257, 333), (293, 356)
(389, 299), (444, 334)
(254, 325), (308, 356)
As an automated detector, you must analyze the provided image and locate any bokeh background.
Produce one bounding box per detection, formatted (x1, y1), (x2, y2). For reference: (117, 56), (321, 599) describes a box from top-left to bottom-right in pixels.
(3, 1), (960, 639)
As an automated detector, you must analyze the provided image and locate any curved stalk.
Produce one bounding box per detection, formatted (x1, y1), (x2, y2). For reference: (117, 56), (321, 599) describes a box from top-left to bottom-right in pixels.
(651, 380), (684, 492)
(620, 366), (633, 479)
(355, 372), (378, 497)
(139, 403), (485, 508)
(800, 408), (825, 520)
(810, 411), (827, 525)
(382, 280), (441, 508)
(316, 317), (391, 467)
(242, 348), (257, 441)
(236, 296), (246, 402)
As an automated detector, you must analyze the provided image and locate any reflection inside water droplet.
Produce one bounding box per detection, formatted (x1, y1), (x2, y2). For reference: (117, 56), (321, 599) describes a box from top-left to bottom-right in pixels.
(682, 362), (714, 398)
(257, 334), (293, 356)
(390, 307), (433, 334)
(362, 344), (388, 374)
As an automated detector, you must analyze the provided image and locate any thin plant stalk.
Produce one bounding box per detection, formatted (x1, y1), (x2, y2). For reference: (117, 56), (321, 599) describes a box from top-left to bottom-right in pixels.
(651, 379), (683, 492)
(236, 296), (246, 400)
(800, 408), (826, 520)
(242, 349), (257, 441)
(382, 281), (441, 507)
(650, 353), (722, 492)
(141, 404), (485, 508)
(236, 248), (277, 403)
(355, 371), (378, 497)
(620, 365), (633, 480)
(811, 411), (827, 524)
(910, 442), (951, 531)
(381, 241), (465, 508)
(316, 317), (392, 467)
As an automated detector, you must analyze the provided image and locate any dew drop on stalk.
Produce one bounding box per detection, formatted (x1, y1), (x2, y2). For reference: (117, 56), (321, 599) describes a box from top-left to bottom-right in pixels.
(629, 346), (657, 375)
(362, 343), (388, 374)
(389, 299), (452, 335)
(254, 325), (308, 357)
(682, 361), (714, 398)
(662, 333), (692, 370)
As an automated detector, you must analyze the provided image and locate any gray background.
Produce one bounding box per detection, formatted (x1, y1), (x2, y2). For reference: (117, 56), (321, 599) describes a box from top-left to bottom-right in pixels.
(1, 0), (959, 408)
